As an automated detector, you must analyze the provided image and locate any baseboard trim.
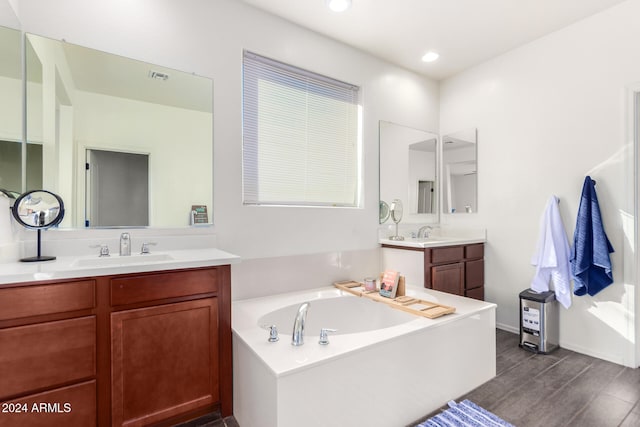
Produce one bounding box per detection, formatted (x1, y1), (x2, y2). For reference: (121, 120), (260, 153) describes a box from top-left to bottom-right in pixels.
(496, 322), (518, 334)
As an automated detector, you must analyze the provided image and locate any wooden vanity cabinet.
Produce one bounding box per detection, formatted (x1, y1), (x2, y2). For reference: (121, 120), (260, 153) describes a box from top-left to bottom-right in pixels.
(0, 265), (232, 427)
(425, 243), (484, 300)
(382, 242), (485, 300)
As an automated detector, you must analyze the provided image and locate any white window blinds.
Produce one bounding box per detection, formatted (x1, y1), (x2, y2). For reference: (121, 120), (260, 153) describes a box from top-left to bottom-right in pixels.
(242, 51), (361, 207)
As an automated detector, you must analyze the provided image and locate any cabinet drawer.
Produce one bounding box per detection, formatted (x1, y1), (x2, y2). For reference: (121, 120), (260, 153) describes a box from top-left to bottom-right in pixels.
(0, 280), (95, 321)
(0, 380), (96, 427)
(429, 246), (464, 264)
(465, 244), (484, 260)
(111, 269), (218, 306)
(0, 316), (96, 399)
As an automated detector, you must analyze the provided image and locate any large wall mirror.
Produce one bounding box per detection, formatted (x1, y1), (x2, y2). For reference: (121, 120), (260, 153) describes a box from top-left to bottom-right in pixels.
(442, 128), (477, 214)
(0, 25), (32, 196)
(23, 33), (213, 228)
(379, 121), (438, 224)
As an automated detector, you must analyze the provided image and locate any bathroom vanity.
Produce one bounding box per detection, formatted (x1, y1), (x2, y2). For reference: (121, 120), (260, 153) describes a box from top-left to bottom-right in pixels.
(0, 249), (238, 427)
(380, 237), (485, 300)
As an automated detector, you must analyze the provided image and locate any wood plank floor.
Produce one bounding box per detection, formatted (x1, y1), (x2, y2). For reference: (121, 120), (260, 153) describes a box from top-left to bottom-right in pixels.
(409, 329), (640, 427)
(183, 329), (639, 427)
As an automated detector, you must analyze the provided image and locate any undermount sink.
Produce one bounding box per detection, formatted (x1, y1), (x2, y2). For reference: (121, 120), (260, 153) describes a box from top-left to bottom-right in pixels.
(71, 253), (174, 268)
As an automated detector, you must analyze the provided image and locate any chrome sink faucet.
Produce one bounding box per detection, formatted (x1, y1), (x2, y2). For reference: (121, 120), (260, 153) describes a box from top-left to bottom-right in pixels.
(291, 302), (310, 346)
(417, 225), (433, 238)
(119, 232), (131, 256)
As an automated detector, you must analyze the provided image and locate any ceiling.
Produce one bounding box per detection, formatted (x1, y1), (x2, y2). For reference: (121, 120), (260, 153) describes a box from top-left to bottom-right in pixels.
(240, 0), (629, 80)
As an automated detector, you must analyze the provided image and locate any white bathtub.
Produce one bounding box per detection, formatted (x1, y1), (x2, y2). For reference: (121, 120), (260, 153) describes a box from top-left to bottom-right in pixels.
(232, 286), (496, 427)
(257, 293), (417, 336)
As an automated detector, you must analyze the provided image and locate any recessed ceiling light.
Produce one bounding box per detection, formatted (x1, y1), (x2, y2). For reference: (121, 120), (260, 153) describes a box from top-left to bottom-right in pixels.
(421, 51), (439, 63)
(326, 0), (352, 13)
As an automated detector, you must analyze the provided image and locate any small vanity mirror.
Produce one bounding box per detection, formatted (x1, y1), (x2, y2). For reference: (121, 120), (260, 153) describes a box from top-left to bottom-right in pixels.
(379, 121), (438, 224)
(442, 128), (477, 214)
(379, 200), (390, 223)
(390, 198), (403, 223)
(388, 199), (404, 241)
(12, 189), (65, 262)
(0, 25), (35, 196)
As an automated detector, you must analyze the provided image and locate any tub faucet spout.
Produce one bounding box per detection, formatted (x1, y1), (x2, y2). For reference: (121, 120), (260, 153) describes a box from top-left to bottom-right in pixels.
(291, 302), (310, 346)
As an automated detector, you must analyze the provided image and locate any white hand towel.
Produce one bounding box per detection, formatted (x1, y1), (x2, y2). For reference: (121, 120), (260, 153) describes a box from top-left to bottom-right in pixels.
(531, 196), (572, 309)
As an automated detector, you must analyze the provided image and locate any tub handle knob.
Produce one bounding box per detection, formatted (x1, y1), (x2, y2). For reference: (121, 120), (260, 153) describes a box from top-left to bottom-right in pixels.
(266, 325), (279, 342)
(319, 328), (337, 345)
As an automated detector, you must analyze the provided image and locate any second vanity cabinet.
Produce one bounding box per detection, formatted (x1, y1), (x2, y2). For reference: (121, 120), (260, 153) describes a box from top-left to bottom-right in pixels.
(0, 265), (232, 427)
(425, 243), (484, 300)
(381, 242), (485, 300)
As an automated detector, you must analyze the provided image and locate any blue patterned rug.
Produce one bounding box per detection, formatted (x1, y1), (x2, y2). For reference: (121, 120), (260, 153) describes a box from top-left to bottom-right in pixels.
(416, 400), (515, 427)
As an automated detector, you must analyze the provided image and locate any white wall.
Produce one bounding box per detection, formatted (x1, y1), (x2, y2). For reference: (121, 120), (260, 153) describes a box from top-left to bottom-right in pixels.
(0, 0), (19, 28)
(440, 0), (639, 367)
(12, 0), (639, 367)
(15, 0), (439, 297)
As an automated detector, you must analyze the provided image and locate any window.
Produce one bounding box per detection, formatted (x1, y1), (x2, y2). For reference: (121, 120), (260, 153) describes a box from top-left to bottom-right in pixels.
(242, 51), (361, 207)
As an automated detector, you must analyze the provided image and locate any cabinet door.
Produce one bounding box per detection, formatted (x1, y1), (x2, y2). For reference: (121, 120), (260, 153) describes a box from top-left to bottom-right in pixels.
(465, 259), (484, 290)
(111, 299), (218, 427)
(431, 263), (464, 296)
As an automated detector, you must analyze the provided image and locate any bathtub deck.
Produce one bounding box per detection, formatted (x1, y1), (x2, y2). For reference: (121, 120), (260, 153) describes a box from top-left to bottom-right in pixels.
(232, 286), (496, 427)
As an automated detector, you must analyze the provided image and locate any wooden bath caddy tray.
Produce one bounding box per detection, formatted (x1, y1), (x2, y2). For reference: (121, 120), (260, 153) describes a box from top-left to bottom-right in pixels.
(333, 280), (456, 319)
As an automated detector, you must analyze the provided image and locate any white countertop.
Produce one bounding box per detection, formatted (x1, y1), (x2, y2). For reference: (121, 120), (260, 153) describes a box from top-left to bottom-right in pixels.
(0, 248), (241, 286)
(379, 236), (486, 248)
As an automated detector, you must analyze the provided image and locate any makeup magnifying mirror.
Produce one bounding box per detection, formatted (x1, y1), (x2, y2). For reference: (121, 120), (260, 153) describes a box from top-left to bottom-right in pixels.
(388, 199), (404, 241)
(11, 190), (65, 262)
(379, 200), (390, 223)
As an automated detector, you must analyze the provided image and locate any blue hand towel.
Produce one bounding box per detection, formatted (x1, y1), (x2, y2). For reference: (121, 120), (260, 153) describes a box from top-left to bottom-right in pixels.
(570, 176), (614, 296)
